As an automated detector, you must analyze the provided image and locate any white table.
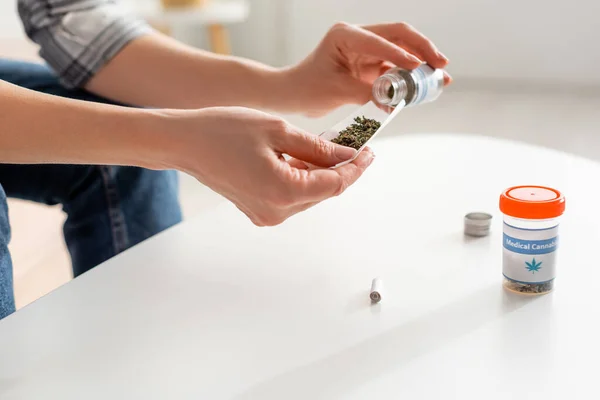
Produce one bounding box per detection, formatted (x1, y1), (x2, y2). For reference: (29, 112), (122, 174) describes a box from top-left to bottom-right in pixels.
(1, 133), (598, 399)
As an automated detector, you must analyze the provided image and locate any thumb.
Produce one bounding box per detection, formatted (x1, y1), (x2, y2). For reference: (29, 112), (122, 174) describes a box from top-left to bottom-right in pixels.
(346, 76), (392, 113)
(277, 130), (357, 168)
(344, 78), (373, 105)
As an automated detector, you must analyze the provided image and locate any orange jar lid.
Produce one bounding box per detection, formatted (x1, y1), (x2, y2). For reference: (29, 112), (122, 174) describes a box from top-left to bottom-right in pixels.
(499, 186), (565, 219)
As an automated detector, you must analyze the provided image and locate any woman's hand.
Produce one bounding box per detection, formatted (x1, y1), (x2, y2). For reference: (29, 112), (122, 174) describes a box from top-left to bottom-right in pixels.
(285, 22), (452, 117)
(0, 78), (371, 229)
(156, 107), (375, 226)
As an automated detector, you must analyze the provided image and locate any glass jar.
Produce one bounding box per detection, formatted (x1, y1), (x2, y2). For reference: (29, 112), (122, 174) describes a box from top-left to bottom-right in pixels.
(499, 186), (566, 295)
(372, 64), (444, 108)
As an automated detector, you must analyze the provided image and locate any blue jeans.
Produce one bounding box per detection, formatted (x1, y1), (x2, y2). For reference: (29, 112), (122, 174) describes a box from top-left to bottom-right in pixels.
(0, 59), (183, 320)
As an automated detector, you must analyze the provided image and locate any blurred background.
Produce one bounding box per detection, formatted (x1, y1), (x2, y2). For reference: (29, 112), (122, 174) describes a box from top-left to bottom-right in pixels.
(1, 0), (598, 307)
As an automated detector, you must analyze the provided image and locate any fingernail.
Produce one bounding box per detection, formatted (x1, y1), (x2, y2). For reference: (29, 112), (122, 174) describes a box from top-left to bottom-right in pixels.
(444, 72), (453, 84)
(368, 153), (376, 166)
(335, 145), (357, 161)
(356, 151), (375, 167)
(438, 51), (449, 62)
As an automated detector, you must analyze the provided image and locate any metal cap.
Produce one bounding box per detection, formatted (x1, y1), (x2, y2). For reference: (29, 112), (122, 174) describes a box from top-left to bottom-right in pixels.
(464, 212), (492, 237)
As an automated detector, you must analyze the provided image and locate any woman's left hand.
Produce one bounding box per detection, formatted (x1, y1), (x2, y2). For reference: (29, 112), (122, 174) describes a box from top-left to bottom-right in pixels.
(286, 22), (452, 117)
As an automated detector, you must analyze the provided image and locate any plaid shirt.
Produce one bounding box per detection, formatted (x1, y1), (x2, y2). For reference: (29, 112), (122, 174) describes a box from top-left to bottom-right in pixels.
(18, 0), (151, 89)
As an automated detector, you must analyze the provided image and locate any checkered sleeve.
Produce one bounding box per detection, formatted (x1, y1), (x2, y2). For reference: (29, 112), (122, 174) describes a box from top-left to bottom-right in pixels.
(18, 0), (153, 89)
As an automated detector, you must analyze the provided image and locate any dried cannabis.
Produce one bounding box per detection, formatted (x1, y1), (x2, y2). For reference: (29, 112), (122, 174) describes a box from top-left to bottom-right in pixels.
(331, 116), (381, 150)
(387, 85), (395, 100)
(505, 280), (554, 294)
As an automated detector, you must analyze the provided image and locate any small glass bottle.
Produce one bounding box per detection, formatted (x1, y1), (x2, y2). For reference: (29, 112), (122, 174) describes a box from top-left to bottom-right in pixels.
(499, 186), (566, 295)
(372, 64), (444, 108)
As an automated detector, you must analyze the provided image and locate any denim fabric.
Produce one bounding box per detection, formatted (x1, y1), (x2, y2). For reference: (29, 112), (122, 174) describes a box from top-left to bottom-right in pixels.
(0, 59), (183, 320)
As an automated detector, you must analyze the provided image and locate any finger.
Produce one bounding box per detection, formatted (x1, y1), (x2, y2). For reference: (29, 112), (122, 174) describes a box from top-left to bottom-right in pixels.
(342, 77), (374, 105)
(332, 22), (422, 70)
(363, 22), (449, 69)
(364, 22), (448, 68)
(373, 101), (393, 114)
(275, 128), (357, 168)
(443, 71), (453, 86)
(342, 61), (407, 106)
(291, 148), (375, 202)
(288, 157), (310, 170)
(342, 61), (399, 103)
(379, 61), (396, 76)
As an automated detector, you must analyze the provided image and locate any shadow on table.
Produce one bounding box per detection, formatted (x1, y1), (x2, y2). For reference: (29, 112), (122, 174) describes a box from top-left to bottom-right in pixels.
(233, 285), (540, 399)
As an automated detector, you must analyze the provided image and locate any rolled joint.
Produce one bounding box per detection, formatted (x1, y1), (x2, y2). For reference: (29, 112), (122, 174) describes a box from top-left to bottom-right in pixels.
(370, 278), (383, 303)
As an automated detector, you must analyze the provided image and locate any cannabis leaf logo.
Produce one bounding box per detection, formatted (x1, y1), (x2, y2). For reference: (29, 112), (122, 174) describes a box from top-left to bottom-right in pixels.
(525, 258), (543, 274)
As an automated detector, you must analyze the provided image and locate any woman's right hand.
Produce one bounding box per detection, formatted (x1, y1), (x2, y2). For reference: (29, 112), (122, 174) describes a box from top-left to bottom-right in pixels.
(154, 107), (375, 226)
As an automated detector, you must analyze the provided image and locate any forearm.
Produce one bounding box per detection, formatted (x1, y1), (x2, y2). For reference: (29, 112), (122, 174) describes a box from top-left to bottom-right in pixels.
(0, 80), (166, 167)
(19, 1), (299, 113)
(86, 33), (295, 112)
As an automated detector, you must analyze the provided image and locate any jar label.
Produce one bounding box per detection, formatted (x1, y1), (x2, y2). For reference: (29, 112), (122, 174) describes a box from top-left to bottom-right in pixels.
(502, 224), (558, 284)
(503, 234), (558, 255)
(412, 65), (442, 106)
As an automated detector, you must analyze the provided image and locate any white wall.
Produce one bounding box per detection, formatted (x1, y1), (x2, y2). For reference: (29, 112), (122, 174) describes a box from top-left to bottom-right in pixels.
(283, 0), (600, 86)
(0, 2), (25, 39)
(2, 0), (599, 86)
(0, 0), (286, 66)
(228, 0), (286, 66)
